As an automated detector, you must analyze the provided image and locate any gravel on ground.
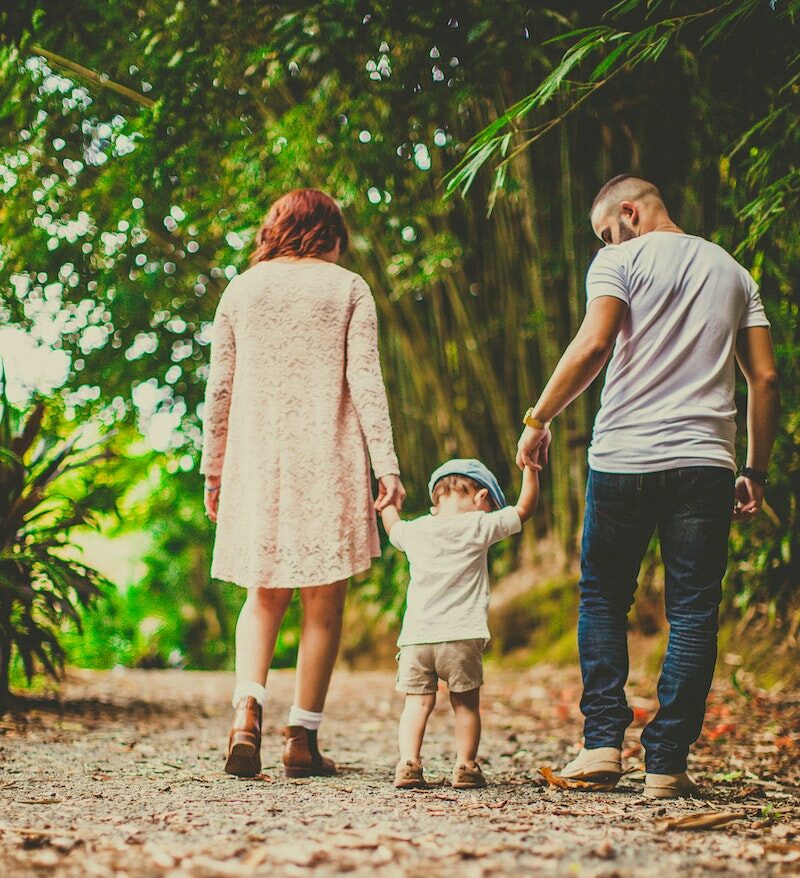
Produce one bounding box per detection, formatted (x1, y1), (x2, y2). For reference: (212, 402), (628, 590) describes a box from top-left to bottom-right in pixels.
(1, 665), (798, 877)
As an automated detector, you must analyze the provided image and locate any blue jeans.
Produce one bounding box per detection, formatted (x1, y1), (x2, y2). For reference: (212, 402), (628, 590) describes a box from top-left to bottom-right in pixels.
(578, 466), (734, 773)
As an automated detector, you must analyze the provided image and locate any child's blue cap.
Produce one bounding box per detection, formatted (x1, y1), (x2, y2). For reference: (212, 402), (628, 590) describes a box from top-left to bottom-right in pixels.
(428, 458), (506, 510)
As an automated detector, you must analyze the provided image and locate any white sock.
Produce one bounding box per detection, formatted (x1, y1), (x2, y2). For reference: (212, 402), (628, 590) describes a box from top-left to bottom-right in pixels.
(288, 705), (323, 730)
(231, 680), (267, 710)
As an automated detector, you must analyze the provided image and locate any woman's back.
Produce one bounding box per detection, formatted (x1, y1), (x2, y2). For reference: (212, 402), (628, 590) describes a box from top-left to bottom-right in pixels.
(200, 257), (398, 589)
(228, 259), (354, 389)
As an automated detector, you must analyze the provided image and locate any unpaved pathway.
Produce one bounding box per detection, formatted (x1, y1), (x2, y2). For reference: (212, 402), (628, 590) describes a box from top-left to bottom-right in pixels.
(0, 666), (798, 877)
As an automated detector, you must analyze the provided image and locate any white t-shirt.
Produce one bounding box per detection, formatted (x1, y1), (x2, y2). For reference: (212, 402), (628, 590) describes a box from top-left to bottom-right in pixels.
(389, 507), (522, 646)
(586, 232), (770, 473)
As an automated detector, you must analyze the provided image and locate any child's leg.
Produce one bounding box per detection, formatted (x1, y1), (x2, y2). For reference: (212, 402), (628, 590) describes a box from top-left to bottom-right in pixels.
(450, 688), (481, 766)
(398, 693), (436, 763)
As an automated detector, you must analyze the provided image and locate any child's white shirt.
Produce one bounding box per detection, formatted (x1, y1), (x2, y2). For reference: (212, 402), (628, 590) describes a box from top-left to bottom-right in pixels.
(389, 507), (522, 646)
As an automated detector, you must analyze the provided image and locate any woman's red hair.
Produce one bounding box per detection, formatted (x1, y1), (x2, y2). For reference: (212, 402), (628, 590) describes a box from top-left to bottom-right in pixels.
(250, 189), (349, 265)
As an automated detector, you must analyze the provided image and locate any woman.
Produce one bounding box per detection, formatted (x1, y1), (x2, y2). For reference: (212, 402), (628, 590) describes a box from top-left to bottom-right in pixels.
(200, 189), (405, 778)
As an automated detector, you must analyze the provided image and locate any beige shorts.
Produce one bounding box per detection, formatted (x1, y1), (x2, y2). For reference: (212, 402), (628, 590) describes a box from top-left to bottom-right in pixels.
(396, 639), (486, 695)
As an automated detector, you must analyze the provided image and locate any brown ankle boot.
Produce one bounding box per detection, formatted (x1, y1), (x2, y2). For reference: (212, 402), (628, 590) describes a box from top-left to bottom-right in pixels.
(224, 696), (262, 777)
(282, 725), (337, 778)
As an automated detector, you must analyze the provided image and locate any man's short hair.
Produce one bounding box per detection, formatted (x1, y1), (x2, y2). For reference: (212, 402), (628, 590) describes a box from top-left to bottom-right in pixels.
(591, 174), (662, 217)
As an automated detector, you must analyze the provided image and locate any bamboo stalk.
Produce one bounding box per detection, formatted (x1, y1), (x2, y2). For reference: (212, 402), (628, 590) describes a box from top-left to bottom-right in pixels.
(31, 45), (155, 108)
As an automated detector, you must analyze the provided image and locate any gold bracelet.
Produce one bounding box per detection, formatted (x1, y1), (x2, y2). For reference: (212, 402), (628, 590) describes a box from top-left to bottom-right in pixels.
(522, 408), (551, 430)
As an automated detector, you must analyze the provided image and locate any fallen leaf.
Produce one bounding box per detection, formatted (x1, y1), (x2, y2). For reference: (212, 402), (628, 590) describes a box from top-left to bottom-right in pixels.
(143, 842), (176, 868)
(659, 811), (744, 831)
(764, 842), (800, 853)
(241, 847), (270, 868)
(538, 767), (617, 792)
(15, 798), (63, 805)
(528, 842), (566, 859)
(184, 855), (249, 876)
(706, 723), (737, 742)
(592, 840), (615, 860)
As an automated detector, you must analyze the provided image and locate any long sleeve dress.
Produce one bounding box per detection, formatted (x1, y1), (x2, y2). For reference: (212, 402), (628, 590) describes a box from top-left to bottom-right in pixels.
(199, 259), (400, 589)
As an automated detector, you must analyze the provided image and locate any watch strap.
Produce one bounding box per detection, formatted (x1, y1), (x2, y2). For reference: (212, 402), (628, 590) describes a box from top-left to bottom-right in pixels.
(523, 408), (550, 430)
(740, 466), (768, 487)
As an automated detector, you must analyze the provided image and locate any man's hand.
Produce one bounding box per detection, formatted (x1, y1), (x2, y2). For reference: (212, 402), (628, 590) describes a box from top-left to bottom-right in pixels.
(516, 425), (552, 471)
(204, 475), (221, 522)
(375, 474), (406, 512)
(732, 475), (764, 521)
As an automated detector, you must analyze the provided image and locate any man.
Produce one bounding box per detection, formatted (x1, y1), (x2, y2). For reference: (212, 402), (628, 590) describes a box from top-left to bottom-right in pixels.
(517, 175), (780, 798)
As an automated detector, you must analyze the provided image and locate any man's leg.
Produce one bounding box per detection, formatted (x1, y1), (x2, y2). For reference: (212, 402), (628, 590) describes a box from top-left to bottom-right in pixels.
(579, 470), (657, 749)
(641, 467), (734, 774)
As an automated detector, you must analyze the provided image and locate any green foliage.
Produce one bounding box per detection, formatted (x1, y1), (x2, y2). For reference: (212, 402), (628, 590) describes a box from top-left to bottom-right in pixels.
(488, 574), (579, 665)
(0, 0), (797, 683)
(447, 0), (800, 249)
(0, 370), (114, 711)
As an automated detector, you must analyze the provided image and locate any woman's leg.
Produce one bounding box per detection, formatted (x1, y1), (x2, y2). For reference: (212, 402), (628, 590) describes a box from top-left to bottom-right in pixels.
(235, 586), (293, 689)
(450, 688), (481, 766)
(292, 580), (348, 713)
(226, 587), (292, 776)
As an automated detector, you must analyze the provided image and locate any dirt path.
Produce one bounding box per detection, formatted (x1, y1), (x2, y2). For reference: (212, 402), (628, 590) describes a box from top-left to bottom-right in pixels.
(1, 666), (798, 877)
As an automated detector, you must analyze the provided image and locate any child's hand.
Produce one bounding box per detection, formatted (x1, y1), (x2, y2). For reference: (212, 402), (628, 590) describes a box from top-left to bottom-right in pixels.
(516, 425), (552, 470)
(204, 476), (221, 522)
(375, 474), (406, 512)
(380, 502), (401, 534)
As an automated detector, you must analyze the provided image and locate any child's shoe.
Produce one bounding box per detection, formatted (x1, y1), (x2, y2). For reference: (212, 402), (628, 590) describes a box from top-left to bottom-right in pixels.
(282, 726), (337, 778)
(452, 762), (487, 789)
(644, 771), (700, 799)
(224, 696), (262, 777)
(394, 759), (427, 789)
(560, 746), (622, 785)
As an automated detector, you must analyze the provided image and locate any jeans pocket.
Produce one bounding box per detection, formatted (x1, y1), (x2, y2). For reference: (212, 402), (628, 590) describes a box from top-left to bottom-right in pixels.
(590, 471), (639, 522)
(678, 468), (735, 515)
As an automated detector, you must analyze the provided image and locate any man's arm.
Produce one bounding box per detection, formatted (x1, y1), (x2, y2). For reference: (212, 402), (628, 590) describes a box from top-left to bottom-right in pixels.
(516, 296), (628, 469)
(515, 464), (541, 523)
(733, 326), (780, 519)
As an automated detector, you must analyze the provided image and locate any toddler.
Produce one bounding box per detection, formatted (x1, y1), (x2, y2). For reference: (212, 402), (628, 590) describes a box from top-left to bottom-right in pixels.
(380, 458), (539, 789)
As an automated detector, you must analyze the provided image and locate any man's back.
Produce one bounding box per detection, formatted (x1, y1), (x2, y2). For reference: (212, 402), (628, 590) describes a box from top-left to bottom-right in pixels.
(586, 232), (770, 473)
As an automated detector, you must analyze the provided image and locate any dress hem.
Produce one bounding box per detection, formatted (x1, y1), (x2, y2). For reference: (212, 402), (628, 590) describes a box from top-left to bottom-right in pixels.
(211, 556), (377, 590)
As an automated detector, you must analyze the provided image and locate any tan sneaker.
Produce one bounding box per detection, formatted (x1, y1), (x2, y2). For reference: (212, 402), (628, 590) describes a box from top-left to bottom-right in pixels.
(560, 747), (622, 785)
(394, 760), (426, 789)
(452, 762), (487, 789)
(644, 771), (700, 799)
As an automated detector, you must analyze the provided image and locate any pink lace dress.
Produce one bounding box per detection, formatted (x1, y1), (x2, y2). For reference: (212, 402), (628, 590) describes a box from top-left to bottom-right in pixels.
(199, 259), (400, 589)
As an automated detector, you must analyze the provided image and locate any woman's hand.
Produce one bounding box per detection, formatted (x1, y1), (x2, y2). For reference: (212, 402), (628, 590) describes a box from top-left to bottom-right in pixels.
(375, 474), (406, 512)
(204, 475), (221, 522)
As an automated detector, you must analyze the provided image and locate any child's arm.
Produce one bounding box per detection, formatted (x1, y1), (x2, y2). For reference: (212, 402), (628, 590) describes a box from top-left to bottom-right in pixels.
(380, 504), (402, 535)
(515, 463), (540, 523)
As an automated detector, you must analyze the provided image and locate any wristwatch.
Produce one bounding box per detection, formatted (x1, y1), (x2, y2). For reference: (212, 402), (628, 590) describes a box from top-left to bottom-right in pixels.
(740, 466), (768, 487)
(523, 408), (551, 430)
